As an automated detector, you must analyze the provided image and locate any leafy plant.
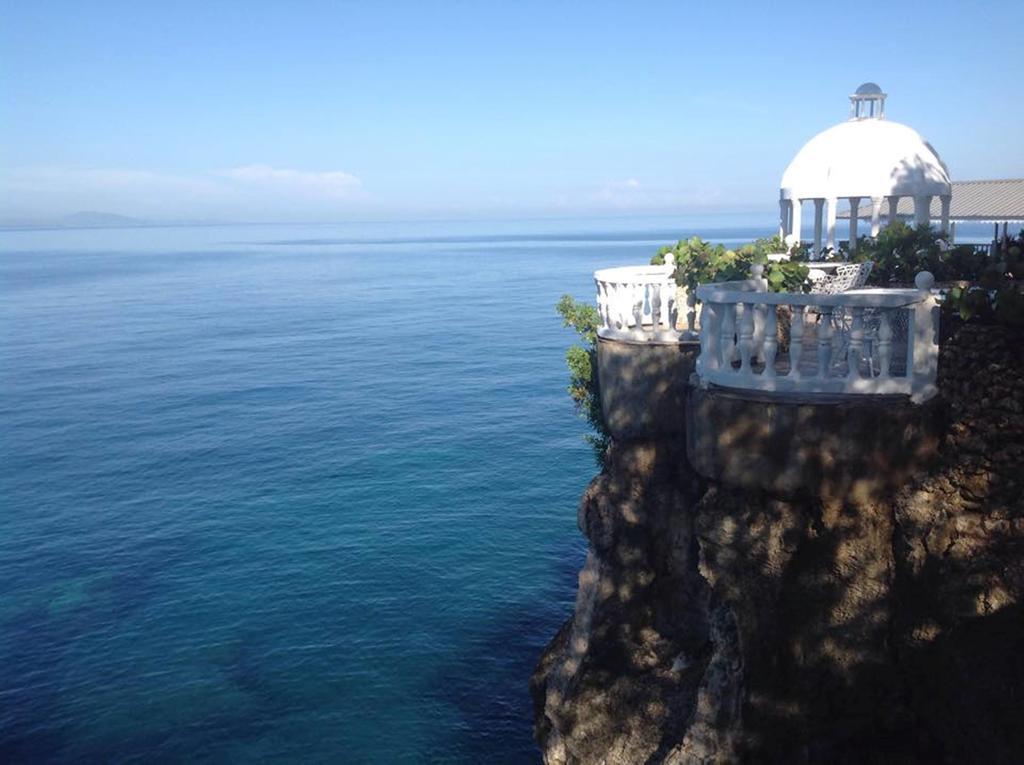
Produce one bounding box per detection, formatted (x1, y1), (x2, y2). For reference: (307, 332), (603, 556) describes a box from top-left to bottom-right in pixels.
(799, 245), (840, 262)
(788, 240), (812, 260)
(945, 284), (1024, 328)
(652, 235), (808, 294)
(853, 222), (989, 284)
(945, 285), (991, 321)
(738, 235), (788, 260)
(674, 238), (750, 291)
(556, 295), (609, 463)
(994, 287), (1024, 327)
(999, 231), (1024, 278)
(942, 229), (1024, 328)
(764, 260), (810, 292)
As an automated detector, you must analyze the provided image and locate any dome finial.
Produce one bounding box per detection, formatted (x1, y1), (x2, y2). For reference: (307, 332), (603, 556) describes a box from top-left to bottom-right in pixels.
(849, 82), (886, 120)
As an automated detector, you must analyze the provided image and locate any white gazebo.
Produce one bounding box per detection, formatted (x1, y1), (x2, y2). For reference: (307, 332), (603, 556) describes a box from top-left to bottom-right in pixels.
(779, 83), (952, 254)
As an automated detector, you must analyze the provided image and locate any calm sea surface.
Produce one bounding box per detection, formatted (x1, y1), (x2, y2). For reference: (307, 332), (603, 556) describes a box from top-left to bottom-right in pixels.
(3, 214), (983, 762)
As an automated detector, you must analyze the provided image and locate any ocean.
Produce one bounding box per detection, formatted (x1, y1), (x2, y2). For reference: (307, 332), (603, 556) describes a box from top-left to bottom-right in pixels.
(0, 215), (990, 762)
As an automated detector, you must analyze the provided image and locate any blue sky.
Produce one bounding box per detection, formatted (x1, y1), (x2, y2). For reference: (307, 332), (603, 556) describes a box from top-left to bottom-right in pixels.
(2, 0), (1022, 222)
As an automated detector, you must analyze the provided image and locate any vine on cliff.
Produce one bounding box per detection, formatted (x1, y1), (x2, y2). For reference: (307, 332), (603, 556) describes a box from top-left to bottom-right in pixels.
(556, 295), (609, 464)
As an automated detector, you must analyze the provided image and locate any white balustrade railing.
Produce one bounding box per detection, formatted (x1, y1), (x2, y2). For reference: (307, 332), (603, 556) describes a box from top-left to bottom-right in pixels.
(594, 264), (689, 342)
(695, 271), (939, 402)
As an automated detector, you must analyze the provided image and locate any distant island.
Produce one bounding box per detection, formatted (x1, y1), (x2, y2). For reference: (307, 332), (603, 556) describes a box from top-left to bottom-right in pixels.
(0, 211), (224, 231)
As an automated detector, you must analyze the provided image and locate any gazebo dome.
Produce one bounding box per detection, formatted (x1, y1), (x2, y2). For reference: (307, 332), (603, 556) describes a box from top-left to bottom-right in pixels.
(778, 84), (953, 253)
(780, 116), (951, 201)
(855, 81), (883, 95)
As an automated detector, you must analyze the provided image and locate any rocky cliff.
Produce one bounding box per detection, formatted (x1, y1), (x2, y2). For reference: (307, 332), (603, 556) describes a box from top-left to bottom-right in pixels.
(532, 321), (1024, 764)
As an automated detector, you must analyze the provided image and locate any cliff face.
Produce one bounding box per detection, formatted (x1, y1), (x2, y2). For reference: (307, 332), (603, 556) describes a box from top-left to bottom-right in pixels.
(532, 321), (1024, 764)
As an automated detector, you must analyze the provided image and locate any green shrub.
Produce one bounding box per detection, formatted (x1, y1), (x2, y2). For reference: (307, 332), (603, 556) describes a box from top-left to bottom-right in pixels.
(652, 235), (808, 294)
(764, 260), (810, 293)
(738, 234), (788, 260)
(853, 222), (990, 284)
(945, 284), (1024, 328)
(674, 237), (750, 291)
(943, 229), (1024, 328)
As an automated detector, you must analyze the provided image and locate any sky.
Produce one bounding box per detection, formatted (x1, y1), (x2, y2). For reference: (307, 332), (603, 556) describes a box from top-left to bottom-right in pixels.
(2, 0), (1023, 223)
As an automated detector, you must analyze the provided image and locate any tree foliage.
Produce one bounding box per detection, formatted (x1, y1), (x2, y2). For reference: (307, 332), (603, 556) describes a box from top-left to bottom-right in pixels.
(556, 295), (609, 463)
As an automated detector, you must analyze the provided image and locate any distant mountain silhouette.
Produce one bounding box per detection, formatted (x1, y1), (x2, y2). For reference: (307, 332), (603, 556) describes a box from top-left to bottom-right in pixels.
(0, 212), (228, 230)
(60, 211), (148, 227)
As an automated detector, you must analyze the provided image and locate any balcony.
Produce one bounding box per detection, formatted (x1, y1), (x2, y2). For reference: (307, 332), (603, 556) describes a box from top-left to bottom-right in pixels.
(594, 264), (695, 343)
(592, 262), (939, 402)
(695, 271), (938, 402)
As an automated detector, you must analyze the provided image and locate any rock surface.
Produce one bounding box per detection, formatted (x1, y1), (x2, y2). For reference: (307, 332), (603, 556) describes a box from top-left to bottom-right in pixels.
(532, 319), (1024, 763)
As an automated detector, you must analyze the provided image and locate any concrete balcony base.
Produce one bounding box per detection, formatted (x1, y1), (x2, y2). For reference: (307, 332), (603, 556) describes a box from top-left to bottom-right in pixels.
(597, 336), (700, 441)
(686, 385), (943, 500)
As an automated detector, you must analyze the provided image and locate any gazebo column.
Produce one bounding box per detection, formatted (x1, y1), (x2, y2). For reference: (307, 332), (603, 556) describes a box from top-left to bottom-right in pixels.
(870, 197), (883, 236)
(779, 198), (789, 238)
(812, 198), (824, 255)
(790, 199), (802, 244)
(887, 195), (900, 227)
(848, 196), (861, 252)
(914, 195), (932, 227)
(825, 197), (837, 251)
(939, 195), (951, 234)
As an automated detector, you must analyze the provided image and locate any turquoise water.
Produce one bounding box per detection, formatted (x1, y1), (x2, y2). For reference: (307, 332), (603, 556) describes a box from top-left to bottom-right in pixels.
(0, 215), (798, 761)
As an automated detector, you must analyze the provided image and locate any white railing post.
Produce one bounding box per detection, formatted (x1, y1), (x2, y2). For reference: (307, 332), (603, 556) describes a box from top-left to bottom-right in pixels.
(763, 307), (778, 378)
(664, 253), (678, 334)
(847, 306), (864, 380)
(816, 308), (833, 377)
(650, 283), (662, 332)
(789, 306), (805, 380)
(910, 271), (939, 402)
(685, 291), (697, 337)
(750, 263), (768, 292)
(738, 302), (755, 375)
(877, 310), (892, 379)
(696, 301), (716, 386)
(749, 264), (767, 360)
(631, 284), (644, 337)
(720, 304), (736, 370)
(705, 302), (719, 371)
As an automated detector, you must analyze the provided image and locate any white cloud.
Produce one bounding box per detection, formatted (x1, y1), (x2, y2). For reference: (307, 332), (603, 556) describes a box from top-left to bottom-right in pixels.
(218, 164), (362, 196)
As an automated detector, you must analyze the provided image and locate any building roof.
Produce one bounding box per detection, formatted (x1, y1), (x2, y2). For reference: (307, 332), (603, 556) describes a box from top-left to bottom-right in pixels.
(839, 179), (1024, 222)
